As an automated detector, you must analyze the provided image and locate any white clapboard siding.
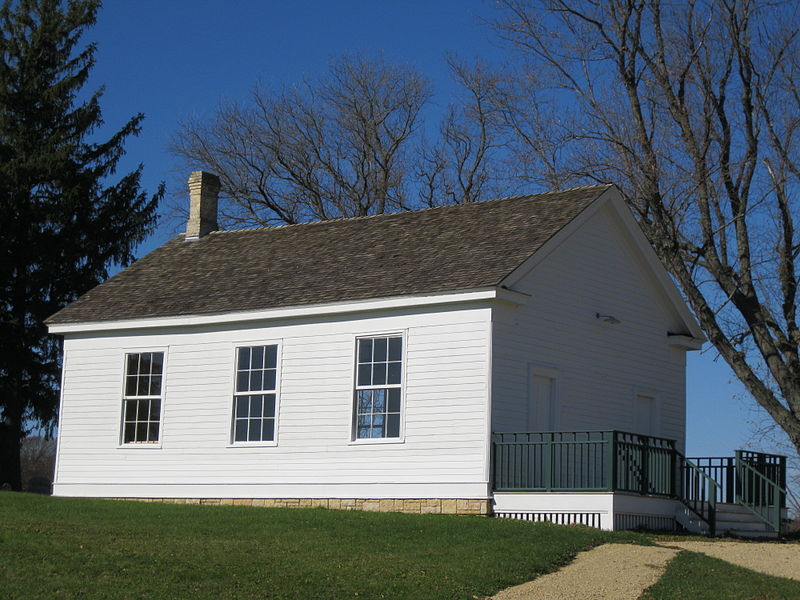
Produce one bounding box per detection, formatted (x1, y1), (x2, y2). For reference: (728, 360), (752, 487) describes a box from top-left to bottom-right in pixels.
(55, 305), (491, 499)
(491, 202), (688, 449)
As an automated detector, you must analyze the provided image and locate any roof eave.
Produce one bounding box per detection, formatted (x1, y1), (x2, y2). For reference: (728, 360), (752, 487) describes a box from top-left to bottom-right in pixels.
(47, 286), (530, 335)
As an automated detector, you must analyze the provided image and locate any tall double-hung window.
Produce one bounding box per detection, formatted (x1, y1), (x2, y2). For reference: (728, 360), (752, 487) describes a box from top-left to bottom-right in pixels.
(232, 345), (279, 444)
(354, 335), (403, 439)
(121, 352), (164, 444)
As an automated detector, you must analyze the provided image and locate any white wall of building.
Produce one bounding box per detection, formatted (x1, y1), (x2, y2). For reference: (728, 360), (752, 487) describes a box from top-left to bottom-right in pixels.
(54, 303), (492, 499)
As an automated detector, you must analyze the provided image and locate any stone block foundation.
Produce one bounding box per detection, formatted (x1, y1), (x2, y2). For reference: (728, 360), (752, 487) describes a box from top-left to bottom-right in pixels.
(107, 497), (491, 515)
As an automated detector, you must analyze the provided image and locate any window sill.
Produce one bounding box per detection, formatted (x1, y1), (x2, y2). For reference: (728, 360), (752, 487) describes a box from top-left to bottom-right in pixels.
(348, 437), (405, 446)
(117, 443), (162, 449)
(226, 442), (278, 448)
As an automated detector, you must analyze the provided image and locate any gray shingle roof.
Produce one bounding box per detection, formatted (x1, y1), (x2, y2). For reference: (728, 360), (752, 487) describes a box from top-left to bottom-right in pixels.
(46, 184), (612, 325)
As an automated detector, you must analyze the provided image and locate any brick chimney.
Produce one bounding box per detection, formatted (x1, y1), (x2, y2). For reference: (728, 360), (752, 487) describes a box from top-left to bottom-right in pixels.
(186, 171), (220, 240)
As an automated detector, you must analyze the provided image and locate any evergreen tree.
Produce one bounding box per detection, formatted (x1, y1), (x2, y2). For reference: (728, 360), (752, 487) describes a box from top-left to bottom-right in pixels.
(0, 0), (162, 489)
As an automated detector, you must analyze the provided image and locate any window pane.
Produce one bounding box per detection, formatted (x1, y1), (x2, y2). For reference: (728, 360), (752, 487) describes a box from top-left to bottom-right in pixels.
(386, 414), (400, 438)
(127, 354), (140, 376)
(250, 395), (263, 417)
(237, 347), (251, 370)
(136, 422), (148, 442)
(370, 424), (384, 438)
(387, 388), (401, 413)
(387, 362), (401, 385)
(357, 427), (370, 439)
(140, 353), (152, 375)
(236, 396), (249, 418)
(148, 422), (160, 442)
(139, 375), (152, 396)
(263, 369), (276, 391)
(372, 363), (387, 385)
(149, 399), (161, 421)
(125, 376), (138, 397)
(357, 390), (372, 412)
(264, 394), (276, 418)
(149, 375), (162, 396)
(123, 422), (135, 443)
(249, 370), (262, 391)
(237, 371), (249, 393)
(151, 352), (164, 375)
(373, 389), (386, 412)
(251, 346), (264, 370)
(357, 364), (371, 387)
(357, 414), (371, 428)
(358, 339), (373, 364)
(124, 399), (137, 420)
(265, 345), (277, 369)
(234, 419), (247, 442)
(248, 419), (261, 441)
(262, 419), (275, 442)
(388, 337), (402, 362)
(373, 338), (388, 362)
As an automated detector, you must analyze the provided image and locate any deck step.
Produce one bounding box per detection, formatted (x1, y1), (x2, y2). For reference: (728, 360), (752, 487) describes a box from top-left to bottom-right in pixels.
(677, 502), (779, 538)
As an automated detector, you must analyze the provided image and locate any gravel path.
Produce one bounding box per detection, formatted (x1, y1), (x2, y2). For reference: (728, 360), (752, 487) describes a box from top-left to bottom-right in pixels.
(657, 541), (800, 581)
(491, 543), (678, 600)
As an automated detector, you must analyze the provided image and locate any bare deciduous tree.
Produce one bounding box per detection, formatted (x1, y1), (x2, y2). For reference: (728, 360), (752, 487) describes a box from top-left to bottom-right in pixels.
(495, 0), (800, 457)
(172, 54), (511, 227)
(171, 55), (431, 227)
(416, 57), (508, 207)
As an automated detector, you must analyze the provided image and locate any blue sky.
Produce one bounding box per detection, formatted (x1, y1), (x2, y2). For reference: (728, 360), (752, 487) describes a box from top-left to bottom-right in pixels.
(85, 0), (768, 458)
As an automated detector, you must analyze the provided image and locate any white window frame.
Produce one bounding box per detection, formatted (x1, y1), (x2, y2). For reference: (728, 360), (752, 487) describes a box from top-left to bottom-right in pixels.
(350, 331), (406, 444)
(118, 347), (168, 449)
(228, 341), (282, 447)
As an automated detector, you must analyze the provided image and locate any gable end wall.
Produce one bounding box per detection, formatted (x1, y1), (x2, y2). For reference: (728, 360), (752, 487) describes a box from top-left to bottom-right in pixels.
(492, 203), (688, 449)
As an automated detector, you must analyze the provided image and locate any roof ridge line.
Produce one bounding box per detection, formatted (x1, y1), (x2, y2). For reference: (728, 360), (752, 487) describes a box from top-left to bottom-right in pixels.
(211, 183), (614, 235)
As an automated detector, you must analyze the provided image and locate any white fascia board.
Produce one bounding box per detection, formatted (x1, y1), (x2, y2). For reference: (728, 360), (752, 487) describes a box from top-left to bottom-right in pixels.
(47, 287), (530, 335)
(501, 185), (706, 346)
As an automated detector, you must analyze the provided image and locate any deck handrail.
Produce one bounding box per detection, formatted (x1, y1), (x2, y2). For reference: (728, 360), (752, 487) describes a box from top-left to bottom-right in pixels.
(735, 450), (789, 532)
(688, 450), (788, 509)
(677, 453), (718, 536)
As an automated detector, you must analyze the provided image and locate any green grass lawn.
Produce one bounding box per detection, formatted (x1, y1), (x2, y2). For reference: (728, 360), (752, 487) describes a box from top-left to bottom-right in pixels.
(642, 550), (800, 600)
(4, 493), (798, 600)
(0, 493), (637, 600)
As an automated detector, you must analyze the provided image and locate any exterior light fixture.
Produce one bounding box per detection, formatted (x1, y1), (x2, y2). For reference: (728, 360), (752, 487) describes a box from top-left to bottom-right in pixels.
(596, 312), (621, 325)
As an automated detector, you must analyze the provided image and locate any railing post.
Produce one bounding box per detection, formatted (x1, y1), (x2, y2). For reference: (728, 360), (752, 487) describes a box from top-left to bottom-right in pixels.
(490, 435), (496, 491)
(709, 481), (717, 537)
(669, 442), (677, 497)
(725, 457), (734, 504)
(544, 432), (553, 492)
(734, 449), (743, 504)
(779, 455), (787, 510)
(640, 435), (650, 495)
(607, 431), (617, 492)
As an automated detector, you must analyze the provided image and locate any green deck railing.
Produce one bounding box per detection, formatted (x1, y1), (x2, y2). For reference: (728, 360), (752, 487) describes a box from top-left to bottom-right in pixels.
(492, 432), (789, 535)
(491, 430), (678, 495)
(734, 450), (788, 532)
(678, 453), (718, 536)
